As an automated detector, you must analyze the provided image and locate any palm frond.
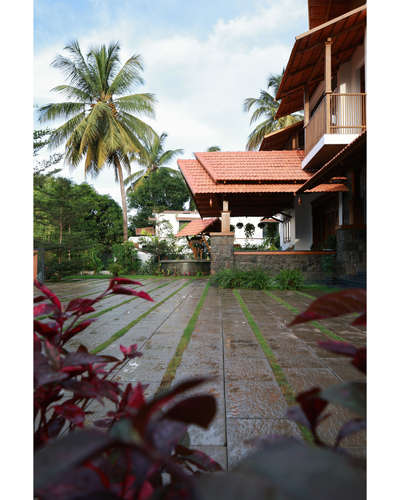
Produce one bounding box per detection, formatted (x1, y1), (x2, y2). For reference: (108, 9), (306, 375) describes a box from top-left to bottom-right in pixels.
(114, 93), (156, 118)
(108, 54), (144, 96)
(48, 112), (86, 149)
(157, 148), (184, 166)
(50, 84), (92, 102)
(124, 168), (146, 185)
(38, 102), (85, 123)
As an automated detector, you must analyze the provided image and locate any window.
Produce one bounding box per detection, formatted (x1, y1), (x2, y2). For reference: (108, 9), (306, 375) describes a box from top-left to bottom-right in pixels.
(283, 218), (291, 243)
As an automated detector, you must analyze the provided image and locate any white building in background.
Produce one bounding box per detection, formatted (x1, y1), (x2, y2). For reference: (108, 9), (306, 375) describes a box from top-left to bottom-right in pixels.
(129, 210), (276, 250)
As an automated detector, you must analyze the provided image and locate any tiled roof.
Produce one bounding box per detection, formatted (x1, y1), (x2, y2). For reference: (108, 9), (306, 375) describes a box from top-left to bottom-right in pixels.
(296, 131), (366, 194)
(194, 151), (307, 182)
(178, 159), (347, 194)
(176, 218), (219, 237)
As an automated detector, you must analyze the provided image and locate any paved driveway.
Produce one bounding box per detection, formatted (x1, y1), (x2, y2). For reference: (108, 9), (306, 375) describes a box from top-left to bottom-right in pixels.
(42, 278), (366, 470)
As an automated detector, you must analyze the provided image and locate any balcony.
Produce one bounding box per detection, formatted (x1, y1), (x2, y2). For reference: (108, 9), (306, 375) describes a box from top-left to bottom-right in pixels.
(303, 93), (366, 170)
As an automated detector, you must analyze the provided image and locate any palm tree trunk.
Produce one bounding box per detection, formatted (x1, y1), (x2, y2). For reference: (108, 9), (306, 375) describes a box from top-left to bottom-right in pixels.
(114, 155), (128, 241)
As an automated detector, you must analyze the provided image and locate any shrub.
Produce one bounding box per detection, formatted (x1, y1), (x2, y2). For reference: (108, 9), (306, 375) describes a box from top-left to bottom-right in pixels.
(244, 223), (255, 238)
(236, 222), (243, 229)
(112, 241), (141, 272)
(109, 262), (124, 276)
(275, 269), (304, 290)
(210, 268), (273, 290)
(34, 278), (221, 498)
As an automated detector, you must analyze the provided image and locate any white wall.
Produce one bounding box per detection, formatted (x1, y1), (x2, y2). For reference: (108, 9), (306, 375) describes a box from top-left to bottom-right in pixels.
(231, 216), (264, 245)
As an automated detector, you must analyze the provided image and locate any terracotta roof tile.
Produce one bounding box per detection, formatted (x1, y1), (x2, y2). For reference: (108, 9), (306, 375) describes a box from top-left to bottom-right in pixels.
(178, 159), (347, 194)
(176, 218), (219, 237)
(194, 150), (307, 182)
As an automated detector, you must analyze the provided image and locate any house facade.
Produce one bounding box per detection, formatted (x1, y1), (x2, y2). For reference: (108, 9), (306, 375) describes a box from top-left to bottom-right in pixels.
(177, 1), (366, 284)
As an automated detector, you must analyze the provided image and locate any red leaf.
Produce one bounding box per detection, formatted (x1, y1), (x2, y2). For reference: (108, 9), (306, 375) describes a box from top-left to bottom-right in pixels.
(34, 295), (47, 303)
(110, 277), (143, 287)
(34, 303), (57, 318)
(317, 341), (357, 357)
(120, 344), (142, 359)
(175, 445), (223, 472)
(164, 395), (216, 429)
(66, 298), (96, 313)
(296, 388), (328, 433)
(134, 378), (209, 434)
(289, 289), (366, 326)
(54, 402), (86, 427)
(352, 348), (366, 374)
(34, 320), (59, 338)
(62, 319), (96, 343)
(352, 312), (366, 326)
(34, 279), (62, 311)
(111, 286), (154, 301)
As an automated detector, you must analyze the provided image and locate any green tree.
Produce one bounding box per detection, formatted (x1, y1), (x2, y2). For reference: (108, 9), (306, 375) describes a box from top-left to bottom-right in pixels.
(38, 40), (156, 241)
(206, 146), (221, 152)
(33, 128), (63, 176)
(243, 69), (302, 150)
(128, 168), (192, 231)
(124, 132), (183, 191)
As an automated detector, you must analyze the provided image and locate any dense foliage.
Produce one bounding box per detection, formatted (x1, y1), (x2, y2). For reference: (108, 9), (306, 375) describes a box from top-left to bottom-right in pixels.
(34, 175), (123, 278)
(38, 40), (156, 241)
(34, 284), (366, 499)
(128, 168), (192, 232)
(112, 241), (141, 273)
(210, 267), (305, 290)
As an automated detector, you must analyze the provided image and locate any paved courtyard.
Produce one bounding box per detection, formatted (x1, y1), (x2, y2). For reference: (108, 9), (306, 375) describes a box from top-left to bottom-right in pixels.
(41, 277), (366, 470)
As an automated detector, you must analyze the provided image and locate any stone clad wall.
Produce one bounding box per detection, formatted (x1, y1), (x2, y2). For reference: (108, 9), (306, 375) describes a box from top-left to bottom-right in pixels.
(233, 252), (334, 282)
(336, 226), (366, 279)
(210, 233), (235, 274)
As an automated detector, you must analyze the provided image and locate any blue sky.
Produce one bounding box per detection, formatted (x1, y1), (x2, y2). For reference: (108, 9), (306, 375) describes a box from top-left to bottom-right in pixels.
(34, 0), (308, 204)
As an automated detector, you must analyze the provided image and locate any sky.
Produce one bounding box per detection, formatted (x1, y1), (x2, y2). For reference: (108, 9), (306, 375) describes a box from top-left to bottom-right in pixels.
(34, 0), (308, 206)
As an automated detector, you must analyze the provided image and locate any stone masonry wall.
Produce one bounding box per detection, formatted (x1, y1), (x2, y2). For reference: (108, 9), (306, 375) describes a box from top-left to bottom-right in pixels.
(210, 233), (235, 274)
(234, 252), (334, 282)
(336, 227), (366, 279)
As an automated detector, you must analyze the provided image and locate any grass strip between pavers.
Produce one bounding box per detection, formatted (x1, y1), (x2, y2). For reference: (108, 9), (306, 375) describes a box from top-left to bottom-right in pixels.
(233, 289), (314, 444)
(155, 281), (211, 396)
(264, 290), (346, 342)
(91, 280), (192, 354)
(85, 281), (171, 321)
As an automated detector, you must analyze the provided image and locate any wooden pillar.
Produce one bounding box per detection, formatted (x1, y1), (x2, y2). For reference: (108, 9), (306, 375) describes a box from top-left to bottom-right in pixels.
(221, 199), (231, 233)
(325, 38), (332, 134)
(304, 85), (310, 126)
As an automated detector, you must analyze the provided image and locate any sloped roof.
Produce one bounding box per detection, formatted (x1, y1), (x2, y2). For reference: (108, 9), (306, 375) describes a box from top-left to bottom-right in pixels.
(275, 5), (366, 118)
(259, 121), (304, 151)
(176, 218), (220, 237)
(194, 150), (307, 182)
(297, 131), (366, 194)
(178, 158), (346, 195)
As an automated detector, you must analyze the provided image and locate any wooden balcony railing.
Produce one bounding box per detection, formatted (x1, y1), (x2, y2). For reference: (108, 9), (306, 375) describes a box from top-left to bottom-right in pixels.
(305, 93), (366, 155)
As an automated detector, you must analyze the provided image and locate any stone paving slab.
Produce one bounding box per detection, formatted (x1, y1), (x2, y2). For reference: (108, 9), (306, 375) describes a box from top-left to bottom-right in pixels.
(238, 289), (366, 453)
(226, 418), (301, 469)
(50, 281), (366, 468)
(66, 279), (186, 352)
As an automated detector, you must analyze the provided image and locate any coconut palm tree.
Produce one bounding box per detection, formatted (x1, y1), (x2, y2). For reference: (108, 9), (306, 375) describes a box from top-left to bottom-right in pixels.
(124, 132), (183, 191)
(243, 69), (302, 150)
(38, 40), (156, 240)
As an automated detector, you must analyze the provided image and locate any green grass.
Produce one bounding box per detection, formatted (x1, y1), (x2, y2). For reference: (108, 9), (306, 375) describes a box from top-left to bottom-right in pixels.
(156, 281), (211, 395)
(233, 289), (313, 444)
(263, 290), (345, 342)
(91, 281), (192, 354)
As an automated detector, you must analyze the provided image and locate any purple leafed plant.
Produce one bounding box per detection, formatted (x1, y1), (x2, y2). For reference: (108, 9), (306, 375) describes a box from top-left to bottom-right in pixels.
(34, 278), (221, 499)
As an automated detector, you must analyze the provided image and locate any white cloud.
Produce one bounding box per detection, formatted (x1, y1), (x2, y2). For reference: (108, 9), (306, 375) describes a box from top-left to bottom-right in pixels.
(34, 0), (306, 204)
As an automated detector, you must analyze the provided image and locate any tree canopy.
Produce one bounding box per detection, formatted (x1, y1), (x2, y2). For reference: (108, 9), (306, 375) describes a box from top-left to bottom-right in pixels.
(243, 69), (302, 150)
(127, 169), (192, 231)
(38, 40), (156, 240)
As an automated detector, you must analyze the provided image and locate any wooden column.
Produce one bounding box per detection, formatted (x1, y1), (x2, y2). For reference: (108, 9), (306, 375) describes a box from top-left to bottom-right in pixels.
(325, 38), (332, 134)
(221, 200), (231, 233)
(304, 85), (310, 126)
